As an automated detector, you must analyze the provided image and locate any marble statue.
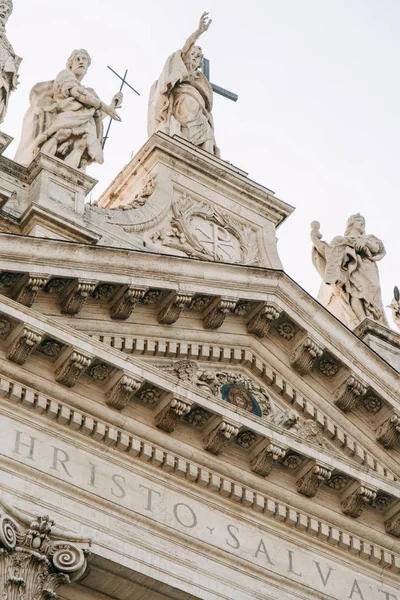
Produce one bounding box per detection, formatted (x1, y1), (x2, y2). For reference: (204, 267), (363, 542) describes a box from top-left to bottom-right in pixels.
(311, 214), (388, 329)
(148, 12), (219, 156)
(15, 49), (122, 170)
(389, 286), (400, 331)
(0, 0), (21, 124)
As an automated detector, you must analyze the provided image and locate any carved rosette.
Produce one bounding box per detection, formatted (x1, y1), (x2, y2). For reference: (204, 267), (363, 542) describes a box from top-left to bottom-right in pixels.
(250, 442), (287, 477)
(376, 413), (400, 449)
(247, 303), (281, 338)
(204, 421), (240, 455)
(297, 462), (332, 498)
(0, 508), (89, 600)
(341, 486), (376, 518)
(290, 337), (324, 375)
(335, 376), (367, 412)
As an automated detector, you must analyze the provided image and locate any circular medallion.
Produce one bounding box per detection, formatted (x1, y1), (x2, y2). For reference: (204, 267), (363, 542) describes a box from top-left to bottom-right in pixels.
(220, 384), (262, 417)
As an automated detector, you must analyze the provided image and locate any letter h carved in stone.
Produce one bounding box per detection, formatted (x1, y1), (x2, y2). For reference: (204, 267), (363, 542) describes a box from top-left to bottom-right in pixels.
(0, 501), (89, 600)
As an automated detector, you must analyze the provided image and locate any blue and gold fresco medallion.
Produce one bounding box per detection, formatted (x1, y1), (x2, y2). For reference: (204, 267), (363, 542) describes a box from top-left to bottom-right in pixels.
(220, 384), (262, 417)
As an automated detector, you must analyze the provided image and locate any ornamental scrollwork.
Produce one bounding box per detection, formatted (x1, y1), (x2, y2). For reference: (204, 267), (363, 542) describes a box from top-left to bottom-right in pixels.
(151, 194), (260, 265)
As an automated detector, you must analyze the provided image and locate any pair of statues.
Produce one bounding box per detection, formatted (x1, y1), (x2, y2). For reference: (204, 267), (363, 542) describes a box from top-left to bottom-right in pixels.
(14, 12), (218, 171)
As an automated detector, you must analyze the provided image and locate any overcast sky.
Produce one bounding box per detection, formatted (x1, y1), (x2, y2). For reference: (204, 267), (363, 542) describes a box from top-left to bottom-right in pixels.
(6, 0), (400, 326)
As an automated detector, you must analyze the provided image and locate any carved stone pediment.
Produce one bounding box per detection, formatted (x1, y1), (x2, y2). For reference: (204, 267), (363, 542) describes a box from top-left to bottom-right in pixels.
(0, 499), (89, 600)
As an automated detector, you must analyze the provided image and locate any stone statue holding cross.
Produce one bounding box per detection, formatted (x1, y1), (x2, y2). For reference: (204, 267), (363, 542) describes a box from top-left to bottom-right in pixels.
(148, 12), (220, 156)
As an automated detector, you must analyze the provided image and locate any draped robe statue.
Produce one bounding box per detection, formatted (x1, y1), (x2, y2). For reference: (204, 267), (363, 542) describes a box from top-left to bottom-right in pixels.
(15, 49), (122, 171)
(0, 0), (21, 124)
(148, 12), (219, 156)
(311, 214), (388, 329)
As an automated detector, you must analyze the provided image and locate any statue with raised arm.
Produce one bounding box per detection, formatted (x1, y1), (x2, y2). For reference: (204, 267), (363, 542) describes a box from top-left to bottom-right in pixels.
(148, 12), (219, 156)
(0, 0), (22, 124)
(15, 49), (122, 171)
(311, 214), (388, 329)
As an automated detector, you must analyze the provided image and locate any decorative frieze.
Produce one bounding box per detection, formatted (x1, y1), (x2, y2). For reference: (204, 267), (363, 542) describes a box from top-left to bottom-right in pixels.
(203, 297), (237, 330)
(110, 285), (147, 320)
(6, 326), (43, 365)
(106, 372), (143, 410)
(158, 292), (193, 325)
(247, 303), (281, 338)
(297, 461), (332, 498)
(55, 349), (93, 387)
(60, 279), (98, 315)
(376, 412), (400, 448)
(341, 484), (377, 518)
(289, 337), (324, 375)
(0, 502), (89, 600)
(250, 441), (287, 476)
(335, 376), (367, 412)
(155, 396), (193, 433)
(204, 420), (240, 455)
(10, 273), (49, 307)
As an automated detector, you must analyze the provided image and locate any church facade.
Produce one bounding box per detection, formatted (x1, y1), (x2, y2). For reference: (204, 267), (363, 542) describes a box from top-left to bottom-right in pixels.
(0, 9), (399, 600)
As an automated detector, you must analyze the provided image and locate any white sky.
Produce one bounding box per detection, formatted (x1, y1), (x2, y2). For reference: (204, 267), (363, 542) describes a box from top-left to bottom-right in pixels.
(6, 0), (400, 325)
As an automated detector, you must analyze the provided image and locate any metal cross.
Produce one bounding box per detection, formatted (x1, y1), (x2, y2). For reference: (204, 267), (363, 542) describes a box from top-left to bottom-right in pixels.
(102, 66), (140, 149)
(202, 58), (238, 102)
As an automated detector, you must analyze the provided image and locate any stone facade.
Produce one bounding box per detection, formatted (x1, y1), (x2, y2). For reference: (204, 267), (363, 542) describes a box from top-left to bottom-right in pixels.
(0, 22), (399, 596)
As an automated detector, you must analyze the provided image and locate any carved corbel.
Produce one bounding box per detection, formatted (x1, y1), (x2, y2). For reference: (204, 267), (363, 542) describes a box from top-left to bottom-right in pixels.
(110, 285), (147, 320)
(203, 297), (237, 330)
(376, 412), (400, 448)
(0, 500), (89, 600)
(296, 460), (332, 498)
(335, 376), (367, 412)
(155, 396), (193, 433)
(250, 440), (287, 476)
(158, 292), (193, 325)
(105, 372), (144, 410)
(10, 273), (49, 307)
(341, 483), (377, 518)
(290, 337), (324, 375)
(247, 303), (282, 338)
(60, 279), (98, 315)
(6, 325), (43, 365)
(204, 419), (240, 455)
(386, 508), (400, 537)
(55, 348), (93, 387)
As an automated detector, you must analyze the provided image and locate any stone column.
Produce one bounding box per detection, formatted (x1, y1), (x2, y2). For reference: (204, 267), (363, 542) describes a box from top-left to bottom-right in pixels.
(0, 501), (89, 599)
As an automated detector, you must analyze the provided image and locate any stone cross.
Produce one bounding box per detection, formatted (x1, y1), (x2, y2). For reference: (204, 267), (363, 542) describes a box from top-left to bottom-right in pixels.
(202, 58), (238, 102)
(102, 66), (140, 149)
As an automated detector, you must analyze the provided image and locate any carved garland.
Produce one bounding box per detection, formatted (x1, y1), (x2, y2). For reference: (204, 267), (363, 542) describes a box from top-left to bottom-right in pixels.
(152, 194), (260, 265)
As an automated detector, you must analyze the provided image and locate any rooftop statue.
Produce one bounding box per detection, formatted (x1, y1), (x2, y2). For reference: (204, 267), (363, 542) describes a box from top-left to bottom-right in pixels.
(15, 49), (122, 170)
(389, 286), (400, 331)
(311, 214), (388, 329)
(148, 12), (219, 156)
(0, 0), (21, 124)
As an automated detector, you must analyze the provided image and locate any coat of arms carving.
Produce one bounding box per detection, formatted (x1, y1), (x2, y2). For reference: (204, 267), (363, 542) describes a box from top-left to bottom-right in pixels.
(152, 194), (260, 265)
